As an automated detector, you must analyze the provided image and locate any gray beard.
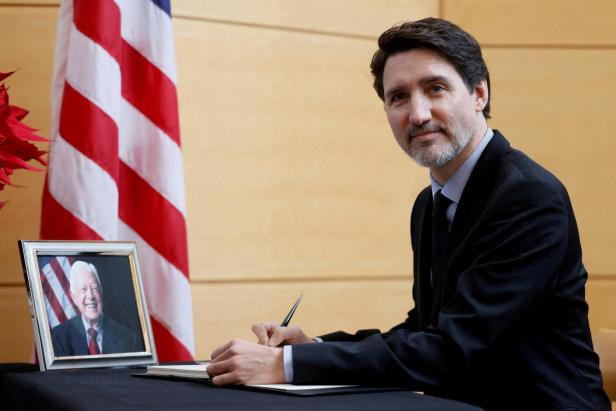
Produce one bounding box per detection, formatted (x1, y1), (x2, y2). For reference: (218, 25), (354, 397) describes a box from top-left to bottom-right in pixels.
(410, 131), (472, 168)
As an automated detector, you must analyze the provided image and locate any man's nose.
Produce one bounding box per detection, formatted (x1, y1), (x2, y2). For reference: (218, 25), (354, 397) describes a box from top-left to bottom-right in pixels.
(408, 96), (432, 127)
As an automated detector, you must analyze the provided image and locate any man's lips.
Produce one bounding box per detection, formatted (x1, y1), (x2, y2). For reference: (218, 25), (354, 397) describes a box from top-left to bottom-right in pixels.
(409, 130), (442, 145)
(411, 130), (439, 138)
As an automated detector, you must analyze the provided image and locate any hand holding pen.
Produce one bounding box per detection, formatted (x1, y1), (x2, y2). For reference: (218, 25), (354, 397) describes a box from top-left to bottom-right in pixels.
(252, 294), (315, 347)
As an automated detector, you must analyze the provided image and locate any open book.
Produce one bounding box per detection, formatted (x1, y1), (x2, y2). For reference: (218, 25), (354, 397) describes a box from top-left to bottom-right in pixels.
(140, 363), (399, 396)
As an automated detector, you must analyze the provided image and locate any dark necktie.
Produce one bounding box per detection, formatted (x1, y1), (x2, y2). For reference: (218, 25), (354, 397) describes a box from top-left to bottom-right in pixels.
(431, 190), (452, 287)
(87, 328), (100, 355)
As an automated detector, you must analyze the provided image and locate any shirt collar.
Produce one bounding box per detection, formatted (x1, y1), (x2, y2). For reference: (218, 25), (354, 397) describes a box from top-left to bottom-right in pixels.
(431, 127), (494, 202)
(80, 315), (102, 332)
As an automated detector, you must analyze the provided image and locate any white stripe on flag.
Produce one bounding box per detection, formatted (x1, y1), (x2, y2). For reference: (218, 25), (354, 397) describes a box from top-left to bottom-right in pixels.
(44, 296), (61, 329)
(119, 100), (187, 216)
(114, 0), (178, 83)
(66, 24), (122, 121)
(118, 221), (195, 352)
(48, 135), (119, 239)
(42, 263), (76, 319)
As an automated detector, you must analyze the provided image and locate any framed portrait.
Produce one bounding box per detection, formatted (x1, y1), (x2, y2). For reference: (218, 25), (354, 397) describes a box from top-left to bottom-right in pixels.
(18, 240), (158, 371)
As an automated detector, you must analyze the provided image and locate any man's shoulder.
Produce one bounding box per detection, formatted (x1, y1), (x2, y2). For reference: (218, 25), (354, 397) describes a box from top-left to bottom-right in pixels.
(51, 315), (81, 337)
(485, 131), (567, 195)
(103, 316), (136, 337)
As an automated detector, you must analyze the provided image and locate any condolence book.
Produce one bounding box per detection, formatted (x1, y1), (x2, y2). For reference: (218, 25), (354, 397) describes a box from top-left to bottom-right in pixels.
(138, 363), (403, 396)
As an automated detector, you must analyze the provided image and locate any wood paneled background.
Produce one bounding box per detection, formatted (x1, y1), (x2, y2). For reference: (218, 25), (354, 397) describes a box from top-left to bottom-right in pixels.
(0, 0), (615, 363)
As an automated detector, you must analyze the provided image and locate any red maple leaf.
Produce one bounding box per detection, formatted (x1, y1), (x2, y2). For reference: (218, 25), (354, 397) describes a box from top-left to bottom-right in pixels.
(0, 71), (47, 208)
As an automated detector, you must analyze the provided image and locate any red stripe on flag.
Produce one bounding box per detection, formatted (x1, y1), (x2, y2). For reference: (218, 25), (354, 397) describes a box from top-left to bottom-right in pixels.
(50, 257), (80, 314)
(73, 0), (121, 59)
(118, 162), (189, 276)
(120, 42), (180, 145)
(59, 83), (119, 180)
(73, 0), (180, 145)
(40, 180), (102, 241)
(40, 272), (69, 324)
(150, 316), (192, 362)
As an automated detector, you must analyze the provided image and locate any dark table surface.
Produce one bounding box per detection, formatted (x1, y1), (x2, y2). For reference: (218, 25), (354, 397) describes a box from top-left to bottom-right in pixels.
(0, 363), (484, 411)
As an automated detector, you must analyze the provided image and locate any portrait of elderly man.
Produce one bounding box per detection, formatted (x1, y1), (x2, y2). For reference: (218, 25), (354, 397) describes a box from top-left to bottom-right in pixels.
(51, 260), (143, 356)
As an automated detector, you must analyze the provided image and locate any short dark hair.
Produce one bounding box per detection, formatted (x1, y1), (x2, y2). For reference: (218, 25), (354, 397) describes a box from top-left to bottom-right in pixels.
(370, 17), (491, 118)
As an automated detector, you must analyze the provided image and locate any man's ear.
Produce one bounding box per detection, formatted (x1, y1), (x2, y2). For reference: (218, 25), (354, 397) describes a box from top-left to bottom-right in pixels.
(474, 79), (489, 113)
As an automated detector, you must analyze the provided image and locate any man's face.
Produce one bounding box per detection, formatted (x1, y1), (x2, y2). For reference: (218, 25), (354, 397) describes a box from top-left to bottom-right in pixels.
(70, 267), (103, 326)
(382, 48), (485, 168)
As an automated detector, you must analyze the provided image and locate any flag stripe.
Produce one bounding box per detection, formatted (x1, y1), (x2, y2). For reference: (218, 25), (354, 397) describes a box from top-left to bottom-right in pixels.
(118, 221), (194, 349)
(115, 0), (177, 83)
(150, 317), (192, 362)
(49, 135), (119, 239)
(119, 100), (186, 216)
(41, 180), (102, 241)
(59, 83), (119, 180)
(40, 272), (69, 324)
(119, 163), (189, 276)
(43, 258), (78, 318)
(120, 42), (180, 145)
(44, 297), (62, 329)
(50, 257), (75, 309)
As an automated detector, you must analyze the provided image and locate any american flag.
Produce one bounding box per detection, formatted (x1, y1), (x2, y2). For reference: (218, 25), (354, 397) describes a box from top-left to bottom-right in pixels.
(39, 256), (78, 329)
(40, 0), (194, 361)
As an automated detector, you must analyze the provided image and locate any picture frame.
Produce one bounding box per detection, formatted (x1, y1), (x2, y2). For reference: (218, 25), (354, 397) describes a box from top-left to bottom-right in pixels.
(18, 240), (158, 371)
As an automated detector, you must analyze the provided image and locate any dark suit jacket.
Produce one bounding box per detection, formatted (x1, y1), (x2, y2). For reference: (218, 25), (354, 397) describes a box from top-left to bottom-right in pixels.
(291, 131), (610, 410)
(51, 314), (144, 356)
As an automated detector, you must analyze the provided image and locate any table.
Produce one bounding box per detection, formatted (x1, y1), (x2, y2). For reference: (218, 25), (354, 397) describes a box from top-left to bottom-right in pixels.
(0, 364), (483, 410)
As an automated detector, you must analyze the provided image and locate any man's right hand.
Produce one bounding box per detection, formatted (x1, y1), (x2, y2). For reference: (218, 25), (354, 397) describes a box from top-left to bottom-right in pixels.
(251, 321), (315, 347)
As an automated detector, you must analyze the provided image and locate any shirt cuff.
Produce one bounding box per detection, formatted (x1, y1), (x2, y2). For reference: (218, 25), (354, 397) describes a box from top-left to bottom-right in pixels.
(283, 345), (293, 383)
(313, 337), (323, 342)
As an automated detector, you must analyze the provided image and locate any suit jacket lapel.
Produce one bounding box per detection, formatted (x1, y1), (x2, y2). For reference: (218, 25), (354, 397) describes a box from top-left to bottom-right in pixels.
(102, 317), (117, 354)
(69, 316), (89, 356)
(412, 188), (434, 328)
(434, 131), (512, 309)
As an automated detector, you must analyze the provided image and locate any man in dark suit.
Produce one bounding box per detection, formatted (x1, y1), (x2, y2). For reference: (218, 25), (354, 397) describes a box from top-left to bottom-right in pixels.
(207, 18), (610, 410)
(51, 261), (143, 356)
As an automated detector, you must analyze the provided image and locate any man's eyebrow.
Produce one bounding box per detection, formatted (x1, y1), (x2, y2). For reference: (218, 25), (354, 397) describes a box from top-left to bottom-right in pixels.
(384, 86), (406, 100)
(418, 75), (450, 87)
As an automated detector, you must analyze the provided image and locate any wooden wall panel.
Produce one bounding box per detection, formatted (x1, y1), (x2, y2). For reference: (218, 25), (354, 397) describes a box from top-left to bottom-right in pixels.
(443, 0), (616, 45)
(176, 19), (423, 282)
(174, 0), (439, 37)
(0, 287), (33, 362)
(0, 6), (55, 284)
(191, 277), (412, 358)
(485, 49), (616, 274)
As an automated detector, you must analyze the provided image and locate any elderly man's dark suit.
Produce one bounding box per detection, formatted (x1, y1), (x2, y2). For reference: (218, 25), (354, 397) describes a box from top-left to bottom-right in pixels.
(291, 131), (610, 410)
(51, 314), (143, 356)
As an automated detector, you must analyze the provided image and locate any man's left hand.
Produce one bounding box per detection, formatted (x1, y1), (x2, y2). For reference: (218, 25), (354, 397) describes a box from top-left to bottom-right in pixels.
(208, 339), (285, 386)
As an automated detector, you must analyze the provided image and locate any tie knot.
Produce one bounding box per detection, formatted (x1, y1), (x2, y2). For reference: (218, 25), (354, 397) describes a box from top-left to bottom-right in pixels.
(433, 190), (452, 219)
(87, 327), (97, 338)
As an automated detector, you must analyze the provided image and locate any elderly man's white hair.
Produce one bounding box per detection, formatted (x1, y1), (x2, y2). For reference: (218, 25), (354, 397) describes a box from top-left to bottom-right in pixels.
(69, 261), (102, 293)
